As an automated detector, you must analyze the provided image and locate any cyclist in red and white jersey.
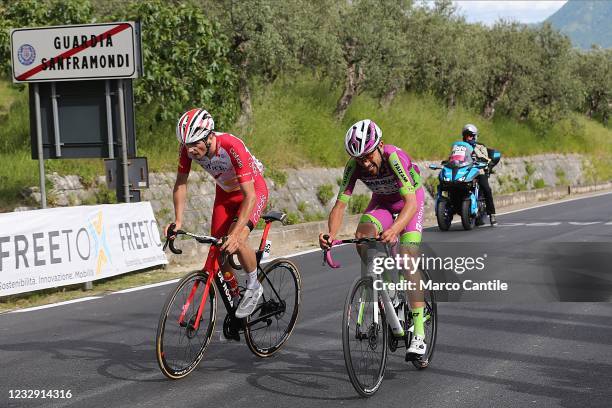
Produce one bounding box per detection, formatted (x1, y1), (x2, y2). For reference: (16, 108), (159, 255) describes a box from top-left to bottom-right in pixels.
(164, 108), (268, 318)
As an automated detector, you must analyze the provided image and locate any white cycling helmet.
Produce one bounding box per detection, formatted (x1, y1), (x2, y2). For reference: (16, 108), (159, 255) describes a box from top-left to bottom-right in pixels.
(344, 119), (382, 158)
(176, 108), (214, 145)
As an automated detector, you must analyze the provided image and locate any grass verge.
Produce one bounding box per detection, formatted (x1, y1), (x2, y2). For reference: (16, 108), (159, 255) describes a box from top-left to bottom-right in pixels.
(0, 266), (183, 313)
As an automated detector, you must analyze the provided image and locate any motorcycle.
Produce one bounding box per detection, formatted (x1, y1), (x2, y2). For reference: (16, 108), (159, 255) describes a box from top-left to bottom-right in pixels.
(429, 142), (501, 231)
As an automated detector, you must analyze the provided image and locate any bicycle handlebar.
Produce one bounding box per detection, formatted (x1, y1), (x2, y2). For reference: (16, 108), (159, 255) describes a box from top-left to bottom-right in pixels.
(322, 235), (382, 269)
(163, 223), (240, 269)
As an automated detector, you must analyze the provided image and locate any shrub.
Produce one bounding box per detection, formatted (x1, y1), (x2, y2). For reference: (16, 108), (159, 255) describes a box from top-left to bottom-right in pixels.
(267, 168), (288, 187)
(555, 166), (569, 186)
(316, 184), (334, 205)
(533, 178), (546, 189)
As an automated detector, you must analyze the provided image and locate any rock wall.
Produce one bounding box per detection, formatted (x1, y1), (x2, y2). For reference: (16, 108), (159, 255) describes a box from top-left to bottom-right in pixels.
(18, 154), (592, 234)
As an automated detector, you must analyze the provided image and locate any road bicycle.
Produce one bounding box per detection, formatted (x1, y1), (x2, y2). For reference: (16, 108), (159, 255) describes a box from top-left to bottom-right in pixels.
(156, 211), (301, 379)
(323, 237), (437, 397)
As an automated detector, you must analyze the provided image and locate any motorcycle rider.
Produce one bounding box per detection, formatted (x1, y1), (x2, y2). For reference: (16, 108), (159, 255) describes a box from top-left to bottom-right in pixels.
(461, 124), (497, 226)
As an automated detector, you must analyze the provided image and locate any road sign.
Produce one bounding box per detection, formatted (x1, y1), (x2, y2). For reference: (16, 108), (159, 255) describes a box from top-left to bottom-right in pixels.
(28, 80), (137, 159)
(10, 21), (142, 83)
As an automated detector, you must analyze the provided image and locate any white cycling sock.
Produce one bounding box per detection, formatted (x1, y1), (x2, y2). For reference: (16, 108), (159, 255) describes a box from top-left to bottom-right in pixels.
(246, 269), (259, 289)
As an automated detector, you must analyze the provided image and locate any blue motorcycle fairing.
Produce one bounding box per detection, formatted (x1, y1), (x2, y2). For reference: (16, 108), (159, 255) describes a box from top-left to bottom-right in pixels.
(441, 167), (453, 181)
(470, 185), (479, 215)
(465, 167), (480, 181)
(455, 167), (469, 181)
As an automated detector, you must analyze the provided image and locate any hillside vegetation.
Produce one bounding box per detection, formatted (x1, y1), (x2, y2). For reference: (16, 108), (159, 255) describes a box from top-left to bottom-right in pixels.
(1, 74), (610, 210)
(0, 0), (610, 210)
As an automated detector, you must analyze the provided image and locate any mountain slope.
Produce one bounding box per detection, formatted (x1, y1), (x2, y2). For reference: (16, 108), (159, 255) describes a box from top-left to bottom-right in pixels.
(546, 0), (612, 49)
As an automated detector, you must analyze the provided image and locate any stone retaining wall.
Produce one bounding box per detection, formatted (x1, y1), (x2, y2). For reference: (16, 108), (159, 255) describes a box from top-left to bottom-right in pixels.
(19, 154), (591, 228)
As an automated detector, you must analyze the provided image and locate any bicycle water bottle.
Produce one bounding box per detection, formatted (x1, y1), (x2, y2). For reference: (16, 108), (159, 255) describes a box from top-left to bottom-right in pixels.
(223, 271), (241, 307)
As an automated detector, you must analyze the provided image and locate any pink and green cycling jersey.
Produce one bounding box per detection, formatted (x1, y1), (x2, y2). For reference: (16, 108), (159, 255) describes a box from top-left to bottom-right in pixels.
(338, 144), (424, 245)
(337, 144), (422, 204)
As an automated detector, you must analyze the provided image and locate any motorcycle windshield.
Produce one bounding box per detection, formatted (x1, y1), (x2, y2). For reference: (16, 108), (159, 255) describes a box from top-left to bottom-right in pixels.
(448, 142), (474, 168)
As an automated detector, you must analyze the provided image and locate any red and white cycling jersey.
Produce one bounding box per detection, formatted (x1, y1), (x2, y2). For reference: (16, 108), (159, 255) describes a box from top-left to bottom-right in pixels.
(178, 132), (265, 192)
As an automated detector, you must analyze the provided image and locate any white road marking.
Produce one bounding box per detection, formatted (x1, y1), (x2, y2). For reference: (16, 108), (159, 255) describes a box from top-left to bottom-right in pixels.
(112, 279), (180, 293)
(495, 191), (612, 216)
(11, 296), (102, 313)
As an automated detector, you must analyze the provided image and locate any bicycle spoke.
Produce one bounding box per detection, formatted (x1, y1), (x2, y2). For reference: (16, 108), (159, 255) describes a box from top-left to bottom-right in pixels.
(245, 260), (300, 357)
(156, 271), (216, 379)
(343, 278), (386, 396)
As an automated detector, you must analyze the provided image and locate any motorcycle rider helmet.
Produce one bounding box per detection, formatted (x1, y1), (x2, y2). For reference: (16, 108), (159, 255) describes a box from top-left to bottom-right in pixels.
(462, 123), (478, 146)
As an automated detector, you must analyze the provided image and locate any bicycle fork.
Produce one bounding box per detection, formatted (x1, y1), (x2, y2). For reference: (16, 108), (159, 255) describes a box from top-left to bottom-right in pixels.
(356, 286), (432, 340)
(356, 284), (404, 338)
(178, 272), (215, 331)
(177, 264), (237, 332)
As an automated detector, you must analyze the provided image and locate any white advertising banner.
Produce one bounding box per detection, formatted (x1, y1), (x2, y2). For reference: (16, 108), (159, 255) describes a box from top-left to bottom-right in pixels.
(10, 21), (140, 83)
(0, 202), (167, 297)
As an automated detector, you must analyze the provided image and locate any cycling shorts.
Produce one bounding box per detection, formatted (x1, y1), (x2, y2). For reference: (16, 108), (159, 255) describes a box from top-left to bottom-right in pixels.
(210, 176), (268, 238)
(359, 187), (425, 246)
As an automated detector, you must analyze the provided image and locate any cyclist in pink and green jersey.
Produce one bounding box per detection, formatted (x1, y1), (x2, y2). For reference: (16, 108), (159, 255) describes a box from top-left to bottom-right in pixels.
(319, 119), (427, 360)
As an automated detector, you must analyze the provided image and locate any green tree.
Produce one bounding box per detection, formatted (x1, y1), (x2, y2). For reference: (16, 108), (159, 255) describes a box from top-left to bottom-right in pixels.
(201, 0), (303, 127)
(119, 0), (238, 126)
(528, 23), (576, 124)
(408, 4), (483, 109)
(1, 0), (94, 78)
(478, 21), (535, 119)
(333, 0), (416, 120)
(573, 46), (612, 125)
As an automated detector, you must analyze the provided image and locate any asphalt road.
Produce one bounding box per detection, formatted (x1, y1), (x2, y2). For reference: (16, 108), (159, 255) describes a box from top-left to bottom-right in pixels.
(1, 192), (611, 408)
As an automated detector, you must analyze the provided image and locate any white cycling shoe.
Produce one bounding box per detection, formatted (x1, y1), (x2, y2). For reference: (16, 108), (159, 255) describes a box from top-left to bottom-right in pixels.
(405, 334), (427, 361)
(235, 284), (263, 318)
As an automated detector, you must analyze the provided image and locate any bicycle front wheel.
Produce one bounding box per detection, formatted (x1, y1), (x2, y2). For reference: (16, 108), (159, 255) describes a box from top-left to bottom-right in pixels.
(245, 259), (301, 357)
(156, 270), (217, 379)
(343, 276), (388, 397)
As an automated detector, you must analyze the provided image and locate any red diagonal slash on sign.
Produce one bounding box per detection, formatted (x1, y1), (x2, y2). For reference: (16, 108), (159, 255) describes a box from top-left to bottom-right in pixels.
(16, 23), (131, 81)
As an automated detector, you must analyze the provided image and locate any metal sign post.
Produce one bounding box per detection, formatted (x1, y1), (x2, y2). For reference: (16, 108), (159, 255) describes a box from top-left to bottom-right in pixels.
(50, 82), (62, 157)
(117, 79), (130, 203)
(33, 83), (47, 208)
(105, 80), (114, 159)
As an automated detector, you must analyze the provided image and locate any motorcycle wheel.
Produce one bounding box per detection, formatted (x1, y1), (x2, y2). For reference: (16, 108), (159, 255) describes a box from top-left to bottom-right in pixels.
(461, 199), (475, 230)
(436, 200), (452, 231)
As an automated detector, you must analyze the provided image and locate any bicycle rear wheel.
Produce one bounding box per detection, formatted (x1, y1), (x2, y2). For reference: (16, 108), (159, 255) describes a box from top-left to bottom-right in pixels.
(411, 268), (437, 369)
(343, 276), (387, 397)
(245, 259), (301, 357)
(156, 270), (217, 379)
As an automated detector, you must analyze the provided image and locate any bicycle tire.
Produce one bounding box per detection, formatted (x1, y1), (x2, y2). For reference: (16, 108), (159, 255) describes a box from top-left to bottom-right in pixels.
(343, 276), (388, 397)
(244, 258), (301, 357)
(156, 270), (217, 379)
(411, 268), (437, 370)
